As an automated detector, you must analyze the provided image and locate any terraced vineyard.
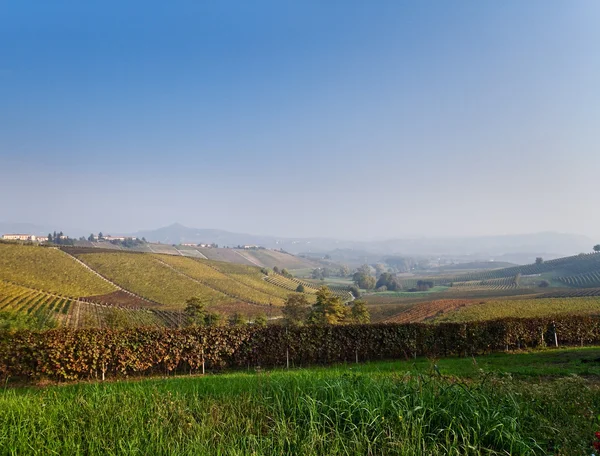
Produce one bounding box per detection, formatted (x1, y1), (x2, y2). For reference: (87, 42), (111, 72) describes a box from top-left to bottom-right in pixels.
(385, 299), (475, 323)
(0, 245), (294, 326)
(155, 255), (287, 306)
(445, 253), (600, 284)
(265, 273), (353, 302)
(206, 261), (311, 302)
(385, 296), (600, 324)
(433, 297), (600, 323)
(556, 270), (600, 288)
(0, 280), (165, 328)
(75, 252), (230, 309)
(537, 288), (600, 299)
(449, 276), (519, 291)
(0, 244), (117, 297)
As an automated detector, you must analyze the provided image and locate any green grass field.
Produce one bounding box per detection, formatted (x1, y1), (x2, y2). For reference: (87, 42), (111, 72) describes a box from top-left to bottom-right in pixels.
(1, 348), (600, 455)
(0, 244), (116, 297)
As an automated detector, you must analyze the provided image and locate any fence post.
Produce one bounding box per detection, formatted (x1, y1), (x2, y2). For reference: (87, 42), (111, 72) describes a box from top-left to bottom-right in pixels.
(201, 336), (205, 375)
(286, 327), (289, 369)
(553, 322), (558, 348)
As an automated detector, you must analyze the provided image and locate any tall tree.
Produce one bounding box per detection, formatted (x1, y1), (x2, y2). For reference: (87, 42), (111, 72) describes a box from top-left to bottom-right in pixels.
(282, 294), (310, 326)
(594, 245), (600, 253)
(338, 265), (350, 277)
(184, 296), (207, 326)
(307, 286), (348, 325)
(350, 299), (370, 324)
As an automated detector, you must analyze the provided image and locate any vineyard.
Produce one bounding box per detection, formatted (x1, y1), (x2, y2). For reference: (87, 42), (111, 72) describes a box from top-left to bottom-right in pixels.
(209, 261), (313, 302)
(448, 276), (519, 291)
(385, 299), (475, 323)
(265, 273), (353, 302)
(433, 297), (600, 323)
(556, 270), (600, 288)
(0, 279), (166, 328)
(0, 246), (323, 326)
(537, 288), (600, 298)
(154, 255), (288, 306)
(0, 244), (116, 297)
(442, 253), (600, 284)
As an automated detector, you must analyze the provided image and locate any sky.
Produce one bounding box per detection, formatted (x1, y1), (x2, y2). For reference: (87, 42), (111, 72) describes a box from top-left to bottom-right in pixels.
(1, 1), (599, 239)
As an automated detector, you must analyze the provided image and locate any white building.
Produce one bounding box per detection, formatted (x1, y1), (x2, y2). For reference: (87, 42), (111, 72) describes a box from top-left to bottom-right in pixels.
(2, 234), (37, 241)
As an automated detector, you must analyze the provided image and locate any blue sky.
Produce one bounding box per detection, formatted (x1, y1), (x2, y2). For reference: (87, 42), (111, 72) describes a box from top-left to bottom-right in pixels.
(1, 1), (599, 239)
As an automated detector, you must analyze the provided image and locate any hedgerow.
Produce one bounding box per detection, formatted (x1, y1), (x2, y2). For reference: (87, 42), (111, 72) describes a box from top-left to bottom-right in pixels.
(2, 316), (600, 382)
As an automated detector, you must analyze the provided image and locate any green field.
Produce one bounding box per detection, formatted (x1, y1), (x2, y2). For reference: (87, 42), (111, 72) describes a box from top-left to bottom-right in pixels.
(1, 348), (600, 455)
(366, 286), (450, 297)
(0, 244), (116, 297)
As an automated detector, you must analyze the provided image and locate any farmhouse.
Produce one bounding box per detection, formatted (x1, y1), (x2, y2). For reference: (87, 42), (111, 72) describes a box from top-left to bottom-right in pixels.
(2, 234), (38, 241)
(102, 236), (137, 241)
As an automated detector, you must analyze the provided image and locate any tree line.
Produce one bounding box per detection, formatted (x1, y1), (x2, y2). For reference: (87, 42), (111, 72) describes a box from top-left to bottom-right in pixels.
(184, 286), (369, 328)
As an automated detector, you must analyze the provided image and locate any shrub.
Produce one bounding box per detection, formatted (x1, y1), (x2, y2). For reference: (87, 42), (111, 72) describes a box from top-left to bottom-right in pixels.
(2, 316), (600, 382)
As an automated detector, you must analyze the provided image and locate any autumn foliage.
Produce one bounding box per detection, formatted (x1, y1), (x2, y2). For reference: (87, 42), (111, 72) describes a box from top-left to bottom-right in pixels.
(2, 316), (600, 382)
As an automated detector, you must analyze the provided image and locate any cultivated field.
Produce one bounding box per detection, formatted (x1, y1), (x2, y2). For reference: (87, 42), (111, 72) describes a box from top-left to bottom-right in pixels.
(384, 296), (600, 324)
(0, 244), (116, 297)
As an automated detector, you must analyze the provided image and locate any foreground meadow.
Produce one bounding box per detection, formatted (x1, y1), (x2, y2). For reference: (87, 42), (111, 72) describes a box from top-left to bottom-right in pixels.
(2, 348), (600, 455)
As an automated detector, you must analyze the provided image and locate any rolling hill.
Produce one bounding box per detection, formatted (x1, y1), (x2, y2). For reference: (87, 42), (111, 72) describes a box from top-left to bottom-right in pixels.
(0, 243), (348, 329)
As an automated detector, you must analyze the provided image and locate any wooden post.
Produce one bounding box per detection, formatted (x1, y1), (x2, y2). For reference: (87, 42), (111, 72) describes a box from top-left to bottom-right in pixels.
(553, 323), (558, 348)
(286, 327), (289, 369)
(355, 349), (359, 364)
(201, 344), (205, 375)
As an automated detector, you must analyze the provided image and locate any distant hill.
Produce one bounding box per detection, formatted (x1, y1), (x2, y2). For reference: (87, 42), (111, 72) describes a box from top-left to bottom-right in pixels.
(440, 253), (600, 289)
(131, 224), (595, 257)
(437, 261), (517, 271)
(2, 221), (595, 257)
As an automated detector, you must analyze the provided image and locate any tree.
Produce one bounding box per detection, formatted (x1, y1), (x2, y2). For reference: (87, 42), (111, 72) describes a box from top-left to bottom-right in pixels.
(184, 296), (208, 326)
(312, 268), (324, 280)
(254, 313), (268, 327)
(416, 280), (434, 291)
(539, 280), (550, 288)
(273, 266), (280, 274)
(338, 265), (350, 277)
(47, 233), (53, 243)
(98, 232), (104, 240)
(350, 299), (370, 324)
(282, 294), (310, 326)
(205, 311), (224, 327)
(356, 264), (371, 276)
(354, 273), (376, 290)
(230, 312), (247, 326)
(594, 245), (600, 253)
(296, 284), (305, 293)
(307, 286), (348, 325)
(535, 257), (544, 265)
(88, 233), (95, 241)
(349, 285), (361, 298)
(374, 263), (387, 278)
(281, 268), (292, 278)
(376, 273), (402, 291)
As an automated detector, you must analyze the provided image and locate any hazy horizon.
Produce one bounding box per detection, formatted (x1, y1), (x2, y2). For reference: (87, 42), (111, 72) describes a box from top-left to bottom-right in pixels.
(2, 1), (599, 240)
